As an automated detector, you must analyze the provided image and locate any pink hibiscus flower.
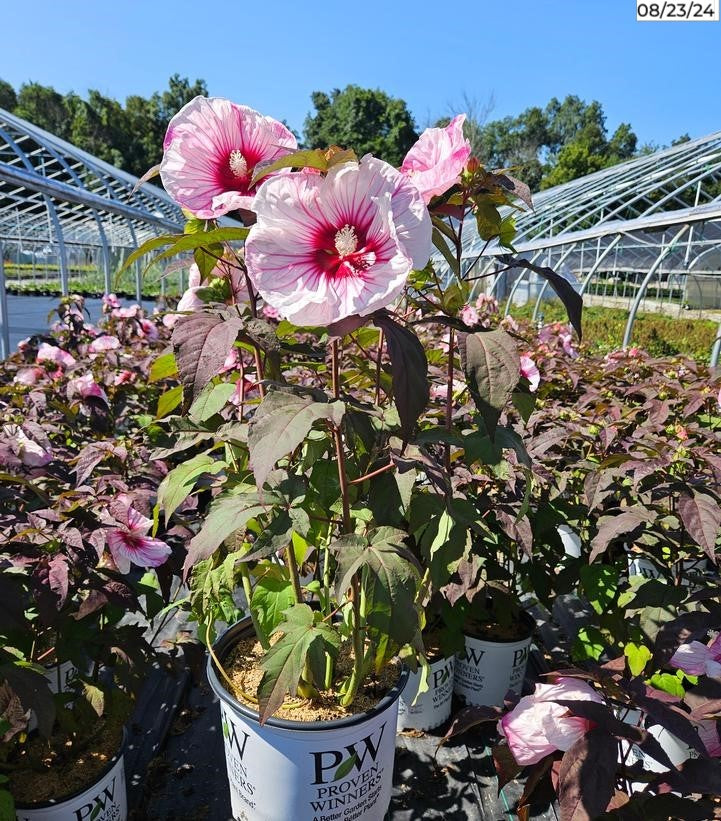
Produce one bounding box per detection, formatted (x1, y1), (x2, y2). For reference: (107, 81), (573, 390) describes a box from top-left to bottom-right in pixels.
(139, 318), (159, 341)
(163, 286), (205, 328)
(88, 335), (121, 353)
(102, 293), (121, 312)
(3, 424), (53, 467)
(114, 369), (135, 386)
(460, 304), (480, 326)
(36, 343), (76, 368)
(499, 678), (604, 766)
(160, 96), (297, 219)
(670, 635), (721, 678)
(67, 373), (108, 404)
(106, 503), (172, 574)
(112, 305), (140, 320)
(520, 354), (540, 392)
(400, 114), (471, 204)
(245, 156), (432, 326)
(13, 367), (45, 386)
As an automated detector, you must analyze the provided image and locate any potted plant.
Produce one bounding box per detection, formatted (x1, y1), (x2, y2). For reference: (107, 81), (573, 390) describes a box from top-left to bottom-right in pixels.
(0, 311), (183, 819)
(124, 93), (580, 817)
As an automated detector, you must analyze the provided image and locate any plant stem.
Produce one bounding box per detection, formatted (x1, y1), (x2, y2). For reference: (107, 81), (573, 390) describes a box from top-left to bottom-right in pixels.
(375, 329), (384, 406)
(238, 560), (269, 650)
(349, 460), (394, 485)
(445, 327), (455, 473)
(285, 543), (304, 604)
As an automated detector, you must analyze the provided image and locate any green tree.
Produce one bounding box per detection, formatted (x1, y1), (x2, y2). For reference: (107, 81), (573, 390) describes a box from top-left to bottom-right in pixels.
(0, 78), (17, 112)
(304, 85), (417, 166)
(14, 82), (69, 138)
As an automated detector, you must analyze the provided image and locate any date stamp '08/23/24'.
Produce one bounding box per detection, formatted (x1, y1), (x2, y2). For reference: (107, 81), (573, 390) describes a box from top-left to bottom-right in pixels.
(637, 0), (719, 19)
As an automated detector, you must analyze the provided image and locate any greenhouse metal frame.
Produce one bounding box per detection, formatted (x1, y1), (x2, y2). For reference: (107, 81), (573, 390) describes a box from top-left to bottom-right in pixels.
(0, 106), (187, 356)
(457, 131), (721, 365)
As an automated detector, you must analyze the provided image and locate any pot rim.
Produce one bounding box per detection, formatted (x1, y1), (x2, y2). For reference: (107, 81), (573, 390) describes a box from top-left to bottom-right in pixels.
(462, 609), (536, 644)
(14, 726), (126, 810)
(208, 617), (409, 732)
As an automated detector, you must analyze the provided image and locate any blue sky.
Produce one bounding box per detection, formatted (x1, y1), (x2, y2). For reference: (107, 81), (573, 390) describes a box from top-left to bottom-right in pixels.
(2, 0), (718, 146)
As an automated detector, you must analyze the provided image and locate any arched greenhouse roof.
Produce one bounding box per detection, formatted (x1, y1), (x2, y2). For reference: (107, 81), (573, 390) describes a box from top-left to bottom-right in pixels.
(0, 106), (185, 297)
(458, 132), (721, 364)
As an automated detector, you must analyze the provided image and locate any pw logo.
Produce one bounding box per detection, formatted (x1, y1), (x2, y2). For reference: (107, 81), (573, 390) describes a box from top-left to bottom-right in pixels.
(311, 722), (386, 784)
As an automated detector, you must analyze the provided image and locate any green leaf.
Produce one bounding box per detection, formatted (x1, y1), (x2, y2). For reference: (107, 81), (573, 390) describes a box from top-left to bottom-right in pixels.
(149, 351), (179, 383)
(251, 575), (298, 637)
(572, 626), (606, 661)
(648, 672), (686, 698)
(624, 642), (652, 676)
(248, 389), (345, 490)
(459, 329), (519, 437)
(156, 385), (183, 418)
(251, 148), (329, 185)
(431, 227), (460, 277)
(239, 511), (294, 563)
(580, 564), (618, 615)
(82, 682), (105, 717)
(116, 234), (178, 278)
(331, 528), (420, 647)
(189, 381), (236, 422)
(257, 604), (340, 722)
(157, 453), (224, 521)
(150, 227), (250, 271)
(474, 199), (503, 241)
(333, 753), (358, 782)
(183, 490), (276, 574)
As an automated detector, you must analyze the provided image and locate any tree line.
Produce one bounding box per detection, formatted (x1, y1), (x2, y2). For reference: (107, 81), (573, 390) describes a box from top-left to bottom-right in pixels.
(0, 77), (685, 191)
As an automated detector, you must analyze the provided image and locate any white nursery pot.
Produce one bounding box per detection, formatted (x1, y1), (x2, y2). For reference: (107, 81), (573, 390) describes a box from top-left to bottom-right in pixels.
(454, 614), (534, 707)
(44, 660), (80, 694)
(15, 738), (126, 820)
(627, 555), (664, 580)
(556, 525), (581, 559)
(617, 707), (698, 794)
(208, 619), (408, 821)
(397, 655), (454, 732)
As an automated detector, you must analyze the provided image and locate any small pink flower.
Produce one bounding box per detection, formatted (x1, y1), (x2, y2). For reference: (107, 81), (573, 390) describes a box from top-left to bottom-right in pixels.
(245, 157), (432, 326)
(520, 354), (540, 392)
(717, 387), (721, 410)
(102, 293), (121, 312)
(106, 504), (172, 574)
(228, 376), (258, 406)
(67, 373), (108, 404)
(160, 96), (297, 218)
(460, 304), (479, 326)
(400, 114), (471, 204)
(36, 343), (76, 368)
(430, 379), (465, 401)
(670, 636), (721, 678)
(262, 303), (280, 320)
(499, 678), (604, 766)
(3, 425), (52, 467)
(88, 335), (121, 353)
(14, 367), (45, 386)
(476, 293), (499, 313)
(112, 305), (140, 319)
(163, 287), (205, 328)
(675, 424), (689, 442)
(221, 348), (241, 373)
(114, 369), (135, 386)
(139, 318), (159, 341)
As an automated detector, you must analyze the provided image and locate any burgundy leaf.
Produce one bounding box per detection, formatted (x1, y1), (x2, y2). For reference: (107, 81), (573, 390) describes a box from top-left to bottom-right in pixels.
(373, 312), (429, 440)
(172, 311), (244, 399)
(558, 728), (616, 821)
(678, 491), (721, 559)
(589, 507), (651, 563)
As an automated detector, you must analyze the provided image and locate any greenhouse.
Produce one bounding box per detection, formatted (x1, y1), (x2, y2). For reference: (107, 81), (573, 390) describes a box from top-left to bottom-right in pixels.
(459, 131), (721, 363)
(0, 106), (184, 303)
